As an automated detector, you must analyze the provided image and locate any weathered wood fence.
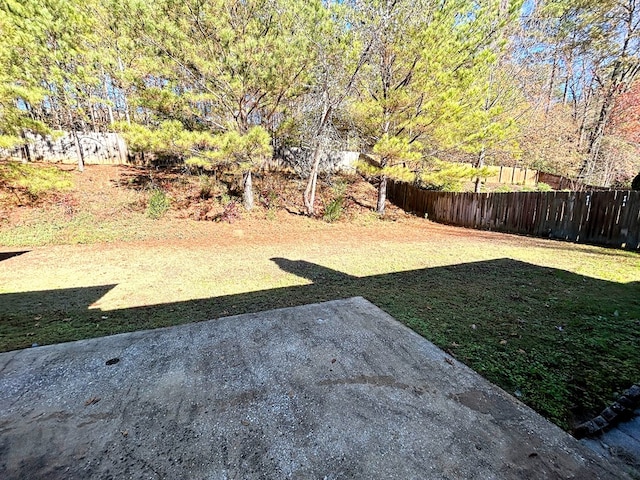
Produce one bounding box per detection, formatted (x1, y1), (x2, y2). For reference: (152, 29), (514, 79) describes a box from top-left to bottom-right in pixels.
(0, 132), (130, 165)
(387, 181), (640, 250)
(480, 165), (539, 185)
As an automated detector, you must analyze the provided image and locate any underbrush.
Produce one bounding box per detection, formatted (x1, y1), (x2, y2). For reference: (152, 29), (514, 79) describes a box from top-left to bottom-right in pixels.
(0, 163), (393, 245)
(114, 166), (382, 223)
(0, 161), (73, 205)
(146, 188), (171, 219)
(323, 180), (347, 223)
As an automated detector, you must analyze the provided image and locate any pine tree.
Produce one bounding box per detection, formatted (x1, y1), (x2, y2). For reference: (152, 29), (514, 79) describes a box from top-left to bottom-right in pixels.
(1, 0), (102, 170)
(0, 0), (51, 149)
(112, 0), (317, 209)
(352, 0), (521, 214)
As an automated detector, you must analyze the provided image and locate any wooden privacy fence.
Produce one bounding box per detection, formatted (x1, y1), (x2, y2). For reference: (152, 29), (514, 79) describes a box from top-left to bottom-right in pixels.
(0, 132), (130, 165)
(387, 181), (640, 250)
(481, 165), (539, 185)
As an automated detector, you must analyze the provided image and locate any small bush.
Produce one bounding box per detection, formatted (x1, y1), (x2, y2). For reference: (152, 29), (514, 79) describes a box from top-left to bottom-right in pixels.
(323, 180), (347, 223)
(537, 182), (553, 192)
(0, 162), (73, 203)
(146, 188), (170, 219)
(323, 197), (343, 223)
(220, 193), (232, 205)
(495, 184), (512, 193)
(216, 201), (241, 223)
(198, 174), (215, 199)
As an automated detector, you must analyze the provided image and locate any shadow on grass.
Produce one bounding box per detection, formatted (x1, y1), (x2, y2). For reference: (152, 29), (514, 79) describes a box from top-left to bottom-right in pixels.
(0, 251), (29, 262)
(1, 259), (638, 432)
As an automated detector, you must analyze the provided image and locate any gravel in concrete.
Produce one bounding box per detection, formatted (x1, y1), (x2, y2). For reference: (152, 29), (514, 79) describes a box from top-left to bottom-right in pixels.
(0, 297), (628, 479)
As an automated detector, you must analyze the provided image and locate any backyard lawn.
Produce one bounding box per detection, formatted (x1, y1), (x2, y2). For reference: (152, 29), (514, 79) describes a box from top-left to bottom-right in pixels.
(1, 165), (639, 433)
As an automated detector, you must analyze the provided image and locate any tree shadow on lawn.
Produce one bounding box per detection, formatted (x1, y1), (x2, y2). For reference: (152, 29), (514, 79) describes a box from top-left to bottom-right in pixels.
(1, 259), (638, 432)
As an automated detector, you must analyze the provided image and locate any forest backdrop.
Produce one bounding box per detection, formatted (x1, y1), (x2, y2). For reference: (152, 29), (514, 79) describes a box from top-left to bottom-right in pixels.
(2, 0), (640, 213)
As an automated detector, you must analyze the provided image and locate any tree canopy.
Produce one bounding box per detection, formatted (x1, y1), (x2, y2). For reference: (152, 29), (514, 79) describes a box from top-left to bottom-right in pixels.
(2, 0), (640, 210)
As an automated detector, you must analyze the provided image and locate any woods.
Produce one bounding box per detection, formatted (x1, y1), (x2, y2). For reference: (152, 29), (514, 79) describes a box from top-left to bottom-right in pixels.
(2, 0), (640, 212)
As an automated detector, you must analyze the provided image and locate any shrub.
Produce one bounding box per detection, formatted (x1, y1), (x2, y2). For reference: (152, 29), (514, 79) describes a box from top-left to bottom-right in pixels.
(0, 162), (72, 203)
(537, 182), (553, 192)
(146, 188), (170, 219)
(494, 184), (512, 193)
(323, 197), (343, 223)
(217, 201), (241, 223)
(323, 180), (347, 223)
(198, 174), (215, 199)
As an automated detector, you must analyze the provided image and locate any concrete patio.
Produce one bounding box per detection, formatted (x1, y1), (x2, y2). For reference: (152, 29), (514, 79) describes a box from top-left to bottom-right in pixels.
(0, 297), (628, 479)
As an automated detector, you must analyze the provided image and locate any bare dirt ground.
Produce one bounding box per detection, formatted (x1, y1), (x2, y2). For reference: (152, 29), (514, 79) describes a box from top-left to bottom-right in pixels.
(0, 164), (426, 245)
(0, 163), (570, 247)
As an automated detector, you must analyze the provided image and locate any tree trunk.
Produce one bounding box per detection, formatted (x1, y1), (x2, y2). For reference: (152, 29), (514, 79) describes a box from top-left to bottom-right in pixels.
(545, 52), (558, 116)
(114, 134), (125, 163)
(580, 90), (615, 181)
(243, 170), (254, 210)
(304, 144), (323, 215)
(20, 130), (31, 164)
(73, 130), (85, 172)
(304, 98), (332, 216)
(376, 112), (391, 217)
(89, 102), (98, 132)
(103, 68), (115, 126)
(377, 175), (388, 215)
(474, 146), (486, 193)
(117, 55), (132, 124)
(577, 87), (591, 150)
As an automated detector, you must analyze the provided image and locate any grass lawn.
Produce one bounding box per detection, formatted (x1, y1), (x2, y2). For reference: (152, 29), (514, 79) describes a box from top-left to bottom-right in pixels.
(1, 213), (639, 432)
(1, 163), (639, 433)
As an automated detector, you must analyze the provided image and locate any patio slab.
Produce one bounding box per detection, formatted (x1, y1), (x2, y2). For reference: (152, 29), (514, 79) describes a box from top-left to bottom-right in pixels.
(0, 297), (627, 479)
